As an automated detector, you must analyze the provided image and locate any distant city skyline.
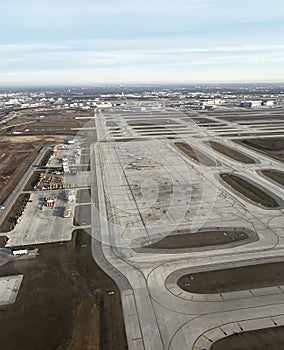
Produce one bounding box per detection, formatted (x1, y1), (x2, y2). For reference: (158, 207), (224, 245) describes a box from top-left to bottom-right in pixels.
(1, 0), (284, 85)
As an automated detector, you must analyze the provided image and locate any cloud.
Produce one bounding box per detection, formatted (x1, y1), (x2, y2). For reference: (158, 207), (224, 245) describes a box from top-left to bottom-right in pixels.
(1, 40), (284, 76)
(0, 0), (283, 83)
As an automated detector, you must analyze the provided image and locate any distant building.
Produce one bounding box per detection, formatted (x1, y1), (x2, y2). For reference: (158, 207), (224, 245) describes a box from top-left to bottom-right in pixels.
(241, 101), (262, 108)
(201, 99), (224, 106)
(95, 102), (112, 108)
(262, 100), (274, 106)
(213, 99), (224, 105)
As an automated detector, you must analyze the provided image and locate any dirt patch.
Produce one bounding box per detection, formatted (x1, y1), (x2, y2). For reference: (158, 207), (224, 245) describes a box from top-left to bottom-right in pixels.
(24, 171), (42, 191)
(76, 189), (91, 204)
(259, 126), (284, 131)
(74, 204), (91, 226)
(210, 326), (284, 350)
(140, 131), (177, 136)
(0, 136), (57, 144)
(175, 142), (217, 166)
(1, 109), (92, 136)
(0, 230), (127, 350)
(217, 112), (284, 122)
(262, 170), (284, 187)
(143, 230), (248, 249)
(106, 121), (118, 127)
(192, 117), (215, 124)
(127, 122), (154, 127)
(39, 150), (53, 166)
(222, 133), (257, 137)
(0, 193), (30, 232)
(198, 123), (227, 128)
(178, 261), (284, 294)
(114, 138), (141, 142)
(210, 141), (255, 163)
(127, 119), (178, 126)
(240, 137), (284, 162)
(0, 137), (57, 204)
(0, 236), (8, 247)
(138, 127), (179, 131)
(221, 173), (280, 208)
(0, 150), (34, 205)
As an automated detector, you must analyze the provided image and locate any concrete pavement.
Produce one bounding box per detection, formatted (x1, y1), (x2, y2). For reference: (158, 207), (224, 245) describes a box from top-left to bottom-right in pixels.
(90, 107), (284, 349)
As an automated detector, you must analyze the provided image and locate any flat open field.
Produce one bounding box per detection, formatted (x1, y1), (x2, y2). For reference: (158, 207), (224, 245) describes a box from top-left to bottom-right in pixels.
(127, 119), (178, 126)
(212, 111), (284, 122)
(262, 170), (284, 187)
(178, 261), (284, 294)
(0, 230), (127, 350)
(0, 136), (57, 204)
(143, 230), (248, 250)
(240, 137), (284, 162)
(1, 109), (93, 136)
(191, 117), (216, 124)
(175, 142), (217, 166)
(221, 173), (280, 208)
(210, 141), (255, 163)
(211, 326), (284, 350)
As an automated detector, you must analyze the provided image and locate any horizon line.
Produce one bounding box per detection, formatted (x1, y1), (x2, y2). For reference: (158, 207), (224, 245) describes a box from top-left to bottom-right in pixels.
(0, 80), (283, 88)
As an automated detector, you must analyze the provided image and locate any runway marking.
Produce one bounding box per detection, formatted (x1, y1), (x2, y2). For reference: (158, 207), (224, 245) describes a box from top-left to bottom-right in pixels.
(237, 321), (244, 331)
(202, 334), (213, 342)
(219, 326), (227, 335)
(193, 313), (284, 350)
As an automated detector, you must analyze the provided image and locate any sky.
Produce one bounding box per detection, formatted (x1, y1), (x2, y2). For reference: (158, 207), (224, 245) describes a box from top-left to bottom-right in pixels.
(0, 0), (283, 85)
